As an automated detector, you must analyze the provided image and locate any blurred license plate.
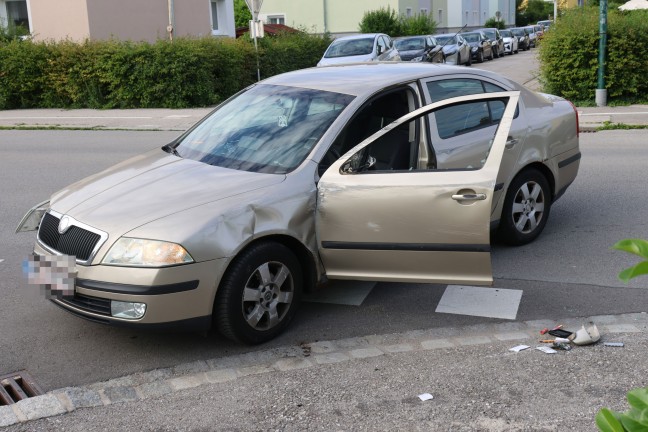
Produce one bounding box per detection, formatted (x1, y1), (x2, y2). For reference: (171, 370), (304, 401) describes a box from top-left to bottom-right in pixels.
(23, 254), (76, 299)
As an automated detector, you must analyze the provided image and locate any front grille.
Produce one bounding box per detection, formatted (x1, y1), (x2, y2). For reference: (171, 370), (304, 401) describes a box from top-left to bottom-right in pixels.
(59, 293), (112, 316)
(39, 212), (101, 261)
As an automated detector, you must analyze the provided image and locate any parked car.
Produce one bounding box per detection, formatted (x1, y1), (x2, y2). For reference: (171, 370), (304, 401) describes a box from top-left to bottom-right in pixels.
(499, 29), (519, 55)
(533, 24), (545, 41)
(18, 63), (580, 344)
(317, 33), (400, 66)
(537, 20), (553, 31)
(479, 28), (505, 58)
(511, 27), (531, 51)
(433, 33), (471, 66)
(524, 25), (538, 47)
(461, 31), (494, 63)
(394, 35), (445, 63)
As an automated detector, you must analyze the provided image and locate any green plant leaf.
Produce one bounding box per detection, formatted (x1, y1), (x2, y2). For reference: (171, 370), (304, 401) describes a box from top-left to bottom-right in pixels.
(627, 388), (648, 411)
(618, 262), (648, 283)
(596, 408), (625, 432)
(618, 412), (648, 430)
(612, 239), (648, 260)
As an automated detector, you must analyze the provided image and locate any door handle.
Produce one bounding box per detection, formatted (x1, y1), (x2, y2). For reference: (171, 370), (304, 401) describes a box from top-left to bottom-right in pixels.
(452, 193), (486, 201)
(505, 136), (519, 149)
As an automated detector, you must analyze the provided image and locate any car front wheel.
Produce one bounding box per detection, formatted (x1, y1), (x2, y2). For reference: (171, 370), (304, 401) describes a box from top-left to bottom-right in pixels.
(214, 242), (302, 344)
(498, 169), (552, 246)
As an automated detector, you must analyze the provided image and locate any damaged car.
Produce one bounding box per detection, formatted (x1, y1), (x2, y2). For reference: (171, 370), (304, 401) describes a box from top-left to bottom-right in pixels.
(17, 63), (580, 344)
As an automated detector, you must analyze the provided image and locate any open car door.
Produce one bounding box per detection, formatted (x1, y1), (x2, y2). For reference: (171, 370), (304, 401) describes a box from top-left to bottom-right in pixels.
(316, 91), (520, 286)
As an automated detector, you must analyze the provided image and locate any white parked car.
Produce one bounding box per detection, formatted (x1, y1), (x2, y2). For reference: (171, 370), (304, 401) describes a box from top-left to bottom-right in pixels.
(499, 29), (519, 54)
(317, 33), (400, 66)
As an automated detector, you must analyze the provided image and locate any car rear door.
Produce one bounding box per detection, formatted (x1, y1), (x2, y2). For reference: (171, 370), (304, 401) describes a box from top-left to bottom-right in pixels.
(316, 92), (519, 286)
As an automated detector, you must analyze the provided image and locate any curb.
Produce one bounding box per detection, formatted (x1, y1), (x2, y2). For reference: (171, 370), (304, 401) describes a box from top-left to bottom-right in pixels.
(1, 312), (646, 428)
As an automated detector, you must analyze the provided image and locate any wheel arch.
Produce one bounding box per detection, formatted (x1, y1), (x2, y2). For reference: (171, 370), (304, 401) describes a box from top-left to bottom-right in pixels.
(516, 162), (556, 202)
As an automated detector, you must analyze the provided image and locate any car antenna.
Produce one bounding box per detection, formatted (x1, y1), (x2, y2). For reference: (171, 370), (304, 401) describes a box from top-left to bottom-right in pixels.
(440, 24), (468, 48)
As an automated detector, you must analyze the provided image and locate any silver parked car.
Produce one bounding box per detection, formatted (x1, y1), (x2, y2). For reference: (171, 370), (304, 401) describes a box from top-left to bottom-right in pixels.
(317, 33), (400, 66)
(432, 33), (471, 66)
(18, 63), (580, 344)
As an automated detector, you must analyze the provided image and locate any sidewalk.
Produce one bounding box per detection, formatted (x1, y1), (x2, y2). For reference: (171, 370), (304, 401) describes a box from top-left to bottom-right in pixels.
(1, 104), (647, 132)
(2, 313), (647, 430)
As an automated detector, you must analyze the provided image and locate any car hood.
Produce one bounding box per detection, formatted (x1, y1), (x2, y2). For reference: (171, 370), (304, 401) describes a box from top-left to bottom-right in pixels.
(318, 54), (375, 66)
(50, 149), (285, 235)
(467, 42), (480, 48)
(397, 49), (424, 60)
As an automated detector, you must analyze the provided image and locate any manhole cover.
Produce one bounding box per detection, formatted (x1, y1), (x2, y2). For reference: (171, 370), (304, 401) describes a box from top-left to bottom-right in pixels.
(0, 371), (43, 405)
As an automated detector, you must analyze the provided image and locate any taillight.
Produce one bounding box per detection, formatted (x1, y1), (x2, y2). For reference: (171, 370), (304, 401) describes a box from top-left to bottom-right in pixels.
(567, 100), (579, 137)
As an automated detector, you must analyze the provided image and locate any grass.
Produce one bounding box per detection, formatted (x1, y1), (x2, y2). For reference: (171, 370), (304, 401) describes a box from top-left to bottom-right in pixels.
(597, 121), (648, 131)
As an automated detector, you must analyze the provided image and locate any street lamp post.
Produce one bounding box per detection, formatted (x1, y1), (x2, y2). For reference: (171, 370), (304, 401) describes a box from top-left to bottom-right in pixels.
(245, 0), (264, 82)
(596, 0), (608, 106)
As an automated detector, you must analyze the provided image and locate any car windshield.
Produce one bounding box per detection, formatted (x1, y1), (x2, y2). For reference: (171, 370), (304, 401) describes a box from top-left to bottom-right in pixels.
(435, 35), (456, 45)
(511, 28), (525, 37)
(462, 33), (481, 43)
(500, 30), (512, 37)
(173, 84), (355, 174)
(324, 37), (374, 58)
(482, 30), (496, 39)
(394, 37), (425, 50)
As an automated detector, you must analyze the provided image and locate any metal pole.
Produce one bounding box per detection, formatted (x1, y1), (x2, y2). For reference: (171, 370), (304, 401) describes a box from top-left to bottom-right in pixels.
(596, 0), (608, 106)
(554, 0), (558, 21)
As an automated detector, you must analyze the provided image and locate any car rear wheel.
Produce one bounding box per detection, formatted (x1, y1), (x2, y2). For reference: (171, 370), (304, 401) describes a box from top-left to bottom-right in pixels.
(466, 51), (472, 66)
(477, 50), (484, 63)
(214, 242), (302, 344)
(498, 169), (552, 246)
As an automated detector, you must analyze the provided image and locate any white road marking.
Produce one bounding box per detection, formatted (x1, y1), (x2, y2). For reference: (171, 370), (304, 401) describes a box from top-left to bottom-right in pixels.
(435, 285), (523, 320)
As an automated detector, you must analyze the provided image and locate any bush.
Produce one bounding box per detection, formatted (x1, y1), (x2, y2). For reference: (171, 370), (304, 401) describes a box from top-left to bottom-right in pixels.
(359, 6), (402, 35)
(539, 7), (648, 104)
(0, 33), (331, 109)
(484, 17), (506, 30)
(400, 13), (437, 36)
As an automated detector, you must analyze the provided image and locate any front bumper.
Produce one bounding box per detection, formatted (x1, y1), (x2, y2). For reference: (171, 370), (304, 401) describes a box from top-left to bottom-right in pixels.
(34, 242), (227, 330)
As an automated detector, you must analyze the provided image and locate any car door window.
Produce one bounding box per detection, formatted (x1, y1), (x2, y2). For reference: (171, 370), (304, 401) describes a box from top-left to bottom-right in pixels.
(377, 36), (388, 55)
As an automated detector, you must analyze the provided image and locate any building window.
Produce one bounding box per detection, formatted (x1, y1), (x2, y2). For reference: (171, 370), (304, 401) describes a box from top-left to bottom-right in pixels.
(210, 0), (219, 31)
(438, 9), (443, 23)
(267, 15), (285, 25)
(420, 8), (428, 15)
(406, 7), (412, 17)
(6, 0), (29, 28)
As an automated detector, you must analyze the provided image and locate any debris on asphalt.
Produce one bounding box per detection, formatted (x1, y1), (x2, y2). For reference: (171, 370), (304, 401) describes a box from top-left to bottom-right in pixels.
(418, 393), (434, 401)
(570, 323), (601, 346)
(540, 324), (563, 335)
(548, 328), (573, 338)
(552, 342), (572, 351)
(604, 342), (625, 347)
(509, 345), (531, 352)
(536, 346), (558, 354)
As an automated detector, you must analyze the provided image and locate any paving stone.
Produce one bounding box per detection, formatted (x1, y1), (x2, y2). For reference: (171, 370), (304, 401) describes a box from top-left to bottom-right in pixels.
(381, 344), (414, 353)
(308, 341), (338, 354)
(169, 374), (205, 391)
(493, 331), (532, 341)
(349, 347), (383, 359)
(16, 394), (67, 420)
(172, 360), (209, 376)
(0, 405), (18, 427)
(136, 381), (173, 399)
(455, 336), (492, 346)
(274, 358), (313, 371)
(58, 387), (103, 409)
(605, 324), (641, 333)
(335, 337), (370, 349)
(88, 376), (134, 391)
(131, 368), (173, 385)
(421, 339), (455, 350)
(103, 386), (139, 404)
(205, 369), (238, 383)
(236, 365), (275, 377)
(587, 315), (620, 324)
(314, 352), (350, 365)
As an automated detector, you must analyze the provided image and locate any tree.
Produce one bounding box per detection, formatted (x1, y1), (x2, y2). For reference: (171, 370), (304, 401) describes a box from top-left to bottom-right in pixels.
(399, 13), (437, 36)
(485, 17), (506, 29)
(234, 0), (252, 28)
(358, 6), (402, 36)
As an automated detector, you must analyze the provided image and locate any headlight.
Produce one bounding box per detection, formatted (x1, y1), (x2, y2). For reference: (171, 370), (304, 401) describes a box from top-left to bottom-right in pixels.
(411, 56), (424, 62)
(102, 238), (194, 267)
(471, 47), (478, 52)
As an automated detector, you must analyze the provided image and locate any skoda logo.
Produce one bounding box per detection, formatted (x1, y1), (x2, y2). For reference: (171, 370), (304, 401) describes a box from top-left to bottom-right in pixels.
(58, 216), (72, 234)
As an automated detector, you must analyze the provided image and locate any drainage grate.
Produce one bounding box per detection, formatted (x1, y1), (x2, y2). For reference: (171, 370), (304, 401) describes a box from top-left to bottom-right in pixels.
(0, 371), (43, 405)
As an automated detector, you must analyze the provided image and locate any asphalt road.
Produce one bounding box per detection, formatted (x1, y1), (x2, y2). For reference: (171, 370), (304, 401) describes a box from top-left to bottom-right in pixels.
(1, 128), (647, 393)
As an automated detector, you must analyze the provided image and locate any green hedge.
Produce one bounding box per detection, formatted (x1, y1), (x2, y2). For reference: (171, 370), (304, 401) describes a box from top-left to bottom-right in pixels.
(0, 33), (331, 109)
(539, 8), (648, 104)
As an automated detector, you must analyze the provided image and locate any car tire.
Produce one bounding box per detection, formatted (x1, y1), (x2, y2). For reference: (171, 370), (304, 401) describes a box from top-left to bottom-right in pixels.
(493, 47), (498, 58)
(477, 50), (484, 63)
(466, 52), (472, 66)
(498, 168), (552, 246)
(214, 241), (302, 344)
(488, 50), (494, 61)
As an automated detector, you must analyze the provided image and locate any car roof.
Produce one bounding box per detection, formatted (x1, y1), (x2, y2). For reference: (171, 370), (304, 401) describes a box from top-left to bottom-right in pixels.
(332, 33), (382, 41)
(262, 62), (522, 97)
